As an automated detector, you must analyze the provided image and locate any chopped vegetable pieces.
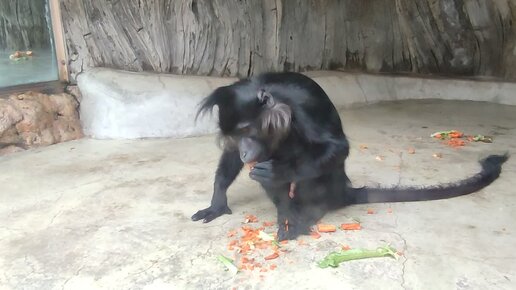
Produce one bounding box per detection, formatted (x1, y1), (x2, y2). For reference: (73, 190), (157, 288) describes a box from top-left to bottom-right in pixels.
(264, 252), (279, 260)
(317, 224), (337, 232)
(340, 223), (362, 230)
(217, 255), (239, 275)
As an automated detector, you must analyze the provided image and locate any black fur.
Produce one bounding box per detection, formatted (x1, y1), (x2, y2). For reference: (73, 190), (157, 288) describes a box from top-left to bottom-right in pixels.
(191, 72), (509, 241)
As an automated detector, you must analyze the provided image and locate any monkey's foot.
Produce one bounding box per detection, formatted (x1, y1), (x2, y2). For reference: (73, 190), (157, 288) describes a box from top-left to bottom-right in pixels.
(191, 206), (232, 223)
(276, 223), (311, 241)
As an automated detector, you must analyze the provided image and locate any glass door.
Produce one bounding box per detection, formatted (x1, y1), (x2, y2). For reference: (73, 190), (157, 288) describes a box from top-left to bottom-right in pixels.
(0, 0), (60, 88)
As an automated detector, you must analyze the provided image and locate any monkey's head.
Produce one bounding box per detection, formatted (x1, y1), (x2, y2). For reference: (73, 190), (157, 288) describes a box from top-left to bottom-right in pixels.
(196, 83), (292, 164)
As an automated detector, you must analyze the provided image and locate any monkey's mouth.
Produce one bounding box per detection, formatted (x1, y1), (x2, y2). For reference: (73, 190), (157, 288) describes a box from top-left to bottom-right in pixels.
(245, 161), (258, 170)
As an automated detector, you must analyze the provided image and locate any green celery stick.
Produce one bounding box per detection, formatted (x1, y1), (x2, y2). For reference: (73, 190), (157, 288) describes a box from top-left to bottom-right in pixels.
(318, 246), (398, 268)
(217, 255), (239, 275)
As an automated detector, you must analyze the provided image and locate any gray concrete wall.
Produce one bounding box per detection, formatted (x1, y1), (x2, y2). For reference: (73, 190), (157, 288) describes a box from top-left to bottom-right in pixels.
(78, 68), (516, 140)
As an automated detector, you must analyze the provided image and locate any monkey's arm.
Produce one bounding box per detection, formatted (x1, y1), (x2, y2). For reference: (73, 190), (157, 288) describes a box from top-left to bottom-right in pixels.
(250, 138), (348, 184)
(191, 149), (243, 223)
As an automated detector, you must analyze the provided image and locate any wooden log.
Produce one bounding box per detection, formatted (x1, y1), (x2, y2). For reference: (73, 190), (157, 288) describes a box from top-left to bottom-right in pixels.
(58, 0), (516, 82)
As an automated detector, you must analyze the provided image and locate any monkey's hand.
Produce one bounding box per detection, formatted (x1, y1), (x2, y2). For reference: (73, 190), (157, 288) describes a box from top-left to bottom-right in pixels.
(191, 206), (232, 223)
(249, 160), (292, 185)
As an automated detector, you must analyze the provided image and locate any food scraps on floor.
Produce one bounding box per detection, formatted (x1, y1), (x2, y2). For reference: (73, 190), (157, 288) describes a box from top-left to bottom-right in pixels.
(317, 246), (398, 268)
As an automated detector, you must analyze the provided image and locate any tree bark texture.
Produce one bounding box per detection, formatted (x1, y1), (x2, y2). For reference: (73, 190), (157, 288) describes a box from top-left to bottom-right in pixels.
(0, 0), (52, 50)
(59, 0), (516, 83)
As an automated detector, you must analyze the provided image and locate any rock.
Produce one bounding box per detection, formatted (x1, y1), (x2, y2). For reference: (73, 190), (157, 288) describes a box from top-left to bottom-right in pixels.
(0, 145), (25, 155)
(53, 118), (83, 142)
(51, 93), (80, 117)
(0, 127), (22, 144)
(0, 99), (23, 134)
(65, 85), (83, 103)
(11, 95), (53, 133)
(0, 91), (84, 156)
(77, 68), (234, 139)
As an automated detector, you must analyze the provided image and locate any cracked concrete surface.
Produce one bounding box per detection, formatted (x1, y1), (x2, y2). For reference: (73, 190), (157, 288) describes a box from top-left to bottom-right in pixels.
(1, 99), (515, 289)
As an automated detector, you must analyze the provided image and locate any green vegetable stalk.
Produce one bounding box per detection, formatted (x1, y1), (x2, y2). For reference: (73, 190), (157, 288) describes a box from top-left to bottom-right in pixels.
(217, 255), (239, 275)
(317, 246), (398, 268)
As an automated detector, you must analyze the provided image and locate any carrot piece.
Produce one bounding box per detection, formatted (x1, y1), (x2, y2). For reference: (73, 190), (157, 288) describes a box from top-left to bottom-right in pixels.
(449, 131), (463, 138)
(263, 221), (275, 227)
(248, 264), (255, 271)
(310, 231), (321, 239)
(260, 268), (268, 272)
(270, 264), (277, 270)
(445, 139), (465, 148)
(245, 214), (258, 223)
(342, 245), (351, 251)
(264, 252), (279, 260)
(280, 240), (288, 245)
(246, 162), (257, 170)
(367, 208), (375, 214)
(340, 223), (361, 230)
(317, 224), (337, 232)
(227, 230), (237, 237)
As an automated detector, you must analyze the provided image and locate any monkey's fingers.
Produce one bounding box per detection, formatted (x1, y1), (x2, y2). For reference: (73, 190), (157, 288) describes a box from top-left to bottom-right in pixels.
(191, 206), (232, 223)
(249, 166), (275, 184)
(252, 160), (274, 171)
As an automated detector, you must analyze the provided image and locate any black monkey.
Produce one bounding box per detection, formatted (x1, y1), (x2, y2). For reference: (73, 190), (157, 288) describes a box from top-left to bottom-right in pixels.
(191, 72), (509, 241)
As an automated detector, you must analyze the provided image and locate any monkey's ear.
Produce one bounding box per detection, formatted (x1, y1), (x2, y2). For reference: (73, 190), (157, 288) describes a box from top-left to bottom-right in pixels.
(257, 89), (275, 108)
(195, 86), (232, 122)
(258, 89), (291, 142)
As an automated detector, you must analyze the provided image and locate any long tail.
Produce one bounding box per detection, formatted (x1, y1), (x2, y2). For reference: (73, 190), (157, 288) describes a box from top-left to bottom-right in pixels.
(348, 153), (509, 204)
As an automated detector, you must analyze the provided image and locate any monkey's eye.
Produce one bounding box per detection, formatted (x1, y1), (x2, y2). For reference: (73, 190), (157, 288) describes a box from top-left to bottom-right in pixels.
(235, 122), (253, 135)
(239, 126), (251, 134)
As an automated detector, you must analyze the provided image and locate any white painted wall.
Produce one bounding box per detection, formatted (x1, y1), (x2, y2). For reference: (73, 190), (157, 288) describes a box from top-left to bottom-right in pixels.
(78, 68), (516, 139)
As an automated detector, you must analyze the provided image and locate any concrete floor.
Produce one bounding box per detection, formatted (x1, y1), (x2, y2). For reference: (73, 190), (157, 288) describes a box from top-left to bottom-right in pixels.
(1, 99), (515, 290)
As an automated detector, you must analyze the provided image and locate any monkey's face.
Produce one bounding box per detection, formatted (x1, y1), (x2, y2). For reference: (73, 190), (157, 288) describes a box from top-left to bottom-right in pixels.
(218, 89), (292, 164)
(199, 85), (293, 164)
(218, 120), (271, 164)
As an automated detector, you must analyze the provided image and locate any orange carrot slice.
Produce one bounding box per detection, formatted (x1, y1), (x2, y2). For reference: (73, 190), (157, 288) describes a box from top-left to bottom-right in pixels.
(264, 252), (279, 260)
(317, 224), (337, 232)
(340, 223), (361, 230)
(245, 214), (258, 223)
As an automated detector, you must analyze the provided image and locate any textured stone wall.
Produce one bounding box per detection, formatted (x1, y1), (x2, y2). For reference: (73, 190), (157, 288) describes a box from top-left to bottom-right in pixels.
(60, 0), (516, 82)
(0, 92), (83, 155)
